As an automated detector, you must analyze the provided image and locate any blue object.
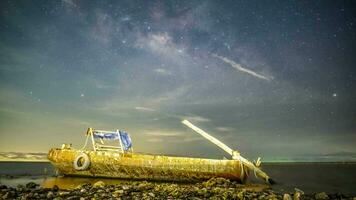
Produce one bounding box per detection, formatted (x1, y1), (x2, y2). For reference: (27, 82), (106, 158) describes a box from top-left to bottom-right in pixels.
(93, 132), (120, 140)
(119, 130), (132, 151)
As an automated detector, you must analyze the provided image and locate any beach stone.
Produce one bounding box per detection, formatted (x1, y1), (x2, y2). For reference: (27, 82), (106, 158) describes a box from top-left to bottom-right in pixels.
(52, 185), (59, 192)
(148, 192), (155, 198)
(293, 192), (301, 200)
(292, 188), (303, 200)
(315, 192), (329, 200)
(93, 181), (105, 188)
(25, 182), (38, 189)
(2, 192), (12, 199)
(67, 196), (80, 200)
(283, 194), (292, 200)
(59, 191), (70, 196)
(47, 191), (54, 198)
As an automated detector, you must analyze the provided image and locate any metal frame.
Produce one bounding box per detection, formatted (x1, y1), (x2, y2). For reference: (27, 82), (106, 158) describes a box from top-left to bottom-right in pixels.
(86, 127), (128, 153)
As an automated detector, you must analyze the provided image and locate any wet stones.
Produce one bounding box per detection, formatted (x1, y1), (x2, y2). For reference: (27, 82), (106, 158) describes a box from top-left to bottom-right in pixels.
(0, 178), (355, 200)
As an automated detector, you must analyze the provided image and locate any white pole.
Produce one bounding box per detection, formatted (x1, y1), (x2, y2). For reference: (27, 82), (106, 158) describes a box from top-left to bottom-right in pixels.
(182, 119), (274, 184)
(182, 120), (234, 156)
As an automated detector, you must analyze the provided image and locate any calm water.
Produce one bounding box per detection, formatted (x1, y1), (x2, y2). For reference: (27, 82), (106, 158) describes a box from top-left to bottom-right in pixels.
(0, 162), (355, 195)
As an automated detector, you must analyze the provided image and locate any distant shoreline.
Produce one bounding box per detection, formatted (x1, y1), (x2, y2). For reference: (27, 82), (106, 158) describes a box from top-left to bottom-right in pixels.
(0, 159), (49, 163)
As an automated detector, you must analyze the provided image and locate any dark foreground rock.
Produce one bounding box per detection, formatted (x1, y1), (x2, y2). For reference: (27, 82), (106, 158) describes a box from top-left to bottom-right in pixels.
(0, 178), (355, 200)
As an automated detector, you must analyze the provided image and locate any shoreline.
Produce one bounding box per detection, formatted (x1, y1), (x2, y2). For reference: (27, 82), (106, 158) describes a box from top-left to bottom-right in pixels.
(1, 178), (355, 200)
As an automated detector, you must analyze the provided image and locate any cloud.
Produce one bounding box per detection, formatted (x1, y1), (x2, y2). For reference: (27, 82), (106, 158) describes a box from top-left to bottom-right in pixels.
(184, 115), (211, 122)
(134, 106), (156, 112)
(216, 127), (233, 132)
(154, 68), (172, 76)
(62, 0), (77, 8)
(212, 54), (272, 81)
(147, 138), (164, 143)
(144, 131), (182, 137)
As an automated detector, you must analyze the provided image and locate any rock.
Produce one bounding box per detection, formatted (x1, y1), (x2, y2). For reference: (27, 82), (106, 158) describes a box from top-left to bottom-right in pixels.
(203, 177), (231, 188)
(315, 192), (329, 200)
(267, 194), (278, 200)
(47, 191), (54, 199)
(293, 188), (304, 200)
(2, 192), (12, 199)
(0, 185), (7, 189)
(67, 196), (80, 200)
(59, 191), (70, 196)
(148, 192), (155, 198)
(293, 192), (301, 200)
(237, 190), (245, 199)
(52, 185), (59, 192)
(25, 182), (38, 189)
(113, 189), (124, 197)
(283, 194), (292, 200)
(93, 181), (105, 188)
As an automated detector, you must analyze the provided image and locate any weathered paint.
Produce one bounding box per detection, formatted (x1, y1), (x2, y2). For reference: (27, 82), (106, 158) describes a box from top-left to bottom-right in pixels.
(48, 148), (249, 182)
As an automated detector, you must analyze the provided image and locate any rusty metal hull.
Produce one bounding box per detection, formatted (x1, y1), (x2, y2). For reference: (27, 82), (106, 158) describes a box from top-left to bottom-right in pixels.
(48, 148), (248, 182)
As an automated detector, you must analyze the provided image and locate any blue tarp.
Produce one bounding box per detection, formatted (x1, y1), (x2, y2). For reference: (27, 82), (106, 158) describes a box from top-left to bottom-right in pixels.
(93, 130), (132, 151)
(93, 132), (120, 140)
(119, 130), (132, 151)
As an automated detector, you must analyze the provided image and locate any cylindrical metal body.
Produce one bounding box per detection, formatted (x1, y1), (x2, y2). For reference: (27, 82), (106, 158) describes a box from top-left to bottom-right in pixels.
(48, 148), (248, 182)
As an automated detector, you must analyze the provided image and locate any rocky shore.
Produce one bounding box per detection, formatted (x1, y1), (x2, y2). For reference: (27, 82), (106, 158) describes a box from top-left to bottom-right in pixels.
(0, 178), (355, 200)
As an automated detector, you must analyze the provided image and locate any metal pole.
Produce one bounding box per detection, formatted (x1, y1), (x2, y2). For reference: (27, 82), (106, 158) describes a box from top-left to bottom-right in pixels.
(182, 119), (274, 184)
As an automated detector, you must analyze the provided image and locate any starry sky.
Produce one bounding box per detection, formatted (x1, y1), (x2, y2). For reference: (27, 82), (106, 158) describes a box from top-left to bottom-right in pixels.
(0, 0), (355, 162)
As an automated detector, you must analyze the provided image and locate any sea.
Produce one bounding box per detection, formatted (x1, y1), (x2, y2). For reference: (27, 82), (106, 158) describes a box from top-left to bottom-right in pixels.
(0, 162), (355, 195)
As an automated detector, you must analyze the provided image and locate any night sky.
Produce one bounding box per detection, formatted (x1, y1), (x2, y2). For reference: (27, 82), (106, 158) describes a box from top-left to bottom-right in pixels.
(1, 0), (355, 162)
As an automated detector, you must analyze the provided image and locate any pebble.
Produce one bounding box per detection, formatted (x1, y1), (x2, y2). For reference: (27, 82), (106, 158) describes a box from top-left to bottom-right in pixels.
(93, 181), (105, 188)
(294, 191), (302, 200)
(25, 182), (38, 189)
(52, 185), (59, 192)
(283, 193), (292, 200)
(47, 191), (54, 198)
(315, 192), (329, 199)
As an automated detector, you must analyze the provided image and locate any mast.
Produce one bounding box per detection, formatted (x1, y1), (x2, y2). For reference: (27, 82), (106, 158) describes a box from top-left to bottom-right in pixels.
(182, 119), (274, 184)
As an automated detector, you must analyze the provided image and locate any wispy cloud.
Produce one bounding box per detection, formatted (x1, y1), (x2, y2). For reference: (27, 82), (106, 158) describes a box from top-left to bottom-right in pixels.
(134, 106), (156, 112)
(184, 115), (211, 122)
(212, 54), (272, 81)
(216, 127), (233, 132)
(144, 131), (182, 137)
(154, 68), (172, 76)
